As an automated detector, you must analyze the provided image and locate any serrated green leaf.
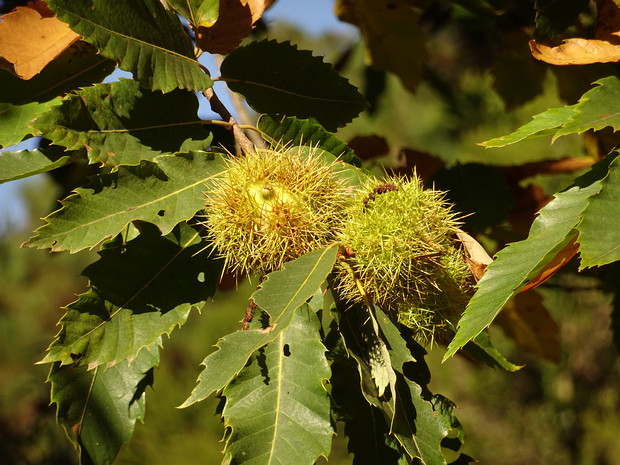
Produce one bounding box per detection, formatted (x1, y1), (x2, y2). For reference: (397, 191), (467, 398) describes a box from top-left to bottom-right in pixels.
(555, 76), (620, 137)
(444, 153), (618, 360)
(257, 114), (362, 167)
(375, 307), (415, 372)
(221, 305), (332, 465)
(483, 76), (620, 147)
(49, 345), (159, 465)
(578, 154), (620, 268)
(30, 79), (211, 166)
(392, 374), (448, 465)
(0, 149), (70, 184)
(331, 359), (404, 465)
(24, 151), (225, 252)
(480, 106), (575, 148)
(181, 246), (337, 407)
(0, 41), (114, 149)
(46, 0), (212, 92)
(220, 40), (367, 131)
(40, 223), (221, 369)
(167, 0), (219, 27)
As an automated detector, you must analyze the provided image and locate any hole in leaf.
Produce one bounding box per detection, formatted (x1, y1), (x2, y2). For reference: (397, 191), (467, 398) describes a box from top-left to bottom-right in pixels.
(197, 272), (205, 283)
(157, 209), (165, 217)
(283, 344), (291, 357)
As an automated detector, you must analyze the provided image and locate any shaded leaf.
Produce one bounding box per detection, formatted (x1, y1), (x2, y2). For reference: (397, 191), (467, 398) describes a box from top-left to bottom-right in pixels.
(0, 149), (70, 183)
(0, 41), (115, 149)
(492, 30), (546, 108)
(336, 0), (427, 92)
(195, 0), (274, 54)
(330, 359), (404, 465)
(221, 305), (332, 465)
(444, 153), (617, 360)
(23, 151), (225, 253)
(167, 0), (219, 27)
(40, 223), (221, 369)
(463, 331), (523, 371)
(49, 345), (159, 465)
(181, 246), (337, 407)
(30, 79), (212, 166)
(496, 290), (560, 361)
(578, 153), (620, 267)
(534, 0), (589, 41)
(220, 40), (367, 131)
(392, 374), (448, 465)
(46, 0), (212, 92)
(0, 2), (79, 79)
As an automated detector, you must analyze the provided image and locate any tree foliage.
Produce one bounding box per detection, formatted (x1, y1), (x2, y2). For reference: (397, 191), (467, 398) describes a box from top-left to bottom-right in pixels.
(1, 0), (620, 464)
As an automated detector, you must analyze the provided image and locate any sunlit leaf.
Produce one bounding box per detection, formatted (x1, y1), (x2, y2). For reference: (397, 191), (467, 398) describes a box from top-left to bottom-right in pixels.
(578, 154), (620, 267)
(30, 79), (212, 166)
(480, 106), (575, 148)
(181, 246), (337, 407)
(0, 2), (79, 79)
(46, 0), (212, 92)
(482, 77), (620, 147)
(221, 305), (332, 465)
(23, 151), (225, 253)
(257, 114), (362, 167)
(49, 345), (159, 465)
(220, 40), (367, 131)
(40, 223), (221, 369)
(444, 153), (617, 360)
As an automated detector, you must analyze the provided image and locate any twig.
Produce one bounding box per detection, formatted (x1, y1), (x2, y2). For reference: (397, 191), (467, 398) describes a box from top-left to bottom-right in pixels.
(203, 87), (254, 155)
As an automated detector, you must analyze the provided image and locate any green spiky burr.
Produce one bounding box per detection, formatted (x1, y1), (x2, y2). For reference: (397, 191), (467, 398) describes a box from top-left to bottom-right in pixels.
(336, 175), (471, 345)
(203, 146), (351, 276)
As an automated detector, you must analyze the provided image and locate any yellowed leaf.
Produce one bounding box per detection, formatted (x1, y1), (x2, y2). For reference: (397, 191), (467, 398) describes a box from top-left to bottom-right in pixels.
(456, 230), (493, 282)
(335, 0), (426, 91)
(529, 38), (620, 65)
(196, 0), (274, 55)
(530, 0), (620, 65)
(520, 234), (579, 292)
(497, 291), (560, 361)
(0, 1), (80, 79)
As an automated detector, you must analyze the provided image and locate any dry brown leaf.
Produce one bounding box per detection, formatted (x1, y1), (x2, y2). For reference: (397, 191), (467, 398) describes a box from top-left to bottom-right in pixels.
(530, 0), (620, 65)
(456, 230), (493, 282)
(497, 290), (560, 361)
(0, 1), (80, 79)
(520, 234), (580, 292)
(196, 0), (274, 55)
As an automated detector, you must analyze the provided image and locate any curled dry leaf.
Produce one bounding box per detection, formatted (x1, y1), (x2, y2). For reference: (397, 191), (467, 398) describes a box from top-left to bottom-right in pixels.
(456, 230), (493, 282)
(196, 0), (275, 55)
(0, 1), (80, 79)
(530, 0), (620, 65)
